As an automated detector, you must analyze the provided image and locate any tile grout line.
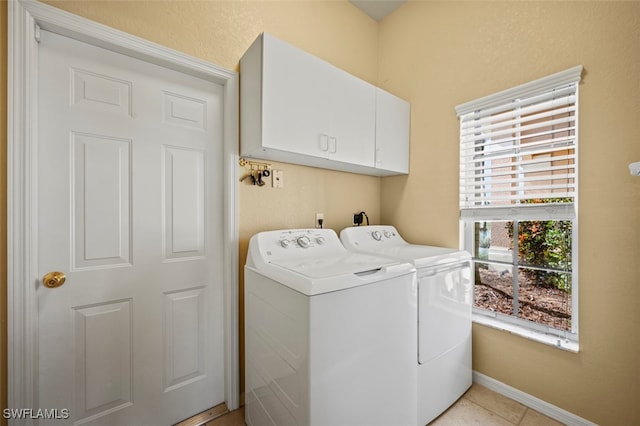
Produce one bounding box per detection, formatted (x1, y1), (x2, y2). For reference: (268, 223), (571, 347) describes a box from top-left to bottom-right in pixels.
(461, 395), (520, 425)
(517, 408), (530, 425)
(463, 388), (529, 425)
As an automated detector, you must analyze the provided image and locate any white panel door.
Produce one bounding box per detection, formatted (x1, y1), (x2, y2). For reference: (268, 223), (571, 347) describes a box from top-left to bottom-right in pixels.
(37, 30), (225, 425)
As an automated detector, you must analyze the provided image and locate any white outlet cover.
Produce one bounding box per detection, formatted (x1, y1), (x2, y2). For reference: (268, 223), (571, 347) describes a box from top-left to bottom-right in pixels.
(272, 170), (284, 188)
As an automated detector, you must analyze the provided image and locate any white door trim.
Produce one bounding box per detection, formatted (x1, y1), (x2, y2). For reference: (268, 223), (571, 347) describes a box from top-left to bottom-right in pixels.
(8, 0), (240, 417)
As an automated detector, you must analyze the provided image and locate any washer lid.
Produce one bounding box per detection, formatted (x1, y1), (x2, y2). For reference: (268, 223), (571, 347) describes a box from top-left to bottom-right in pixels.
(245, 228), (416, 295)
(249, 252), (415, 296)
(270, 252), (399, 279)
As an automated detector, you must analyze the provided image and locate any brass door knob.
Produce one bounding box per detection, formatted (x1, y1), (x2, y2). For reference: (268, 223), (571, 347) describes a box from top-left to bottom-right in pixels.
(43, 271), (66, 288)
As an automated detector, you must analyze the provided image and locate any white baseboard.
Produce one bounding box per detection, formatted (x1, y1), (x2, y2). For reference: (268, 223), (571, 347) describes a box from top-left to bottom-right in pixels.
(472, 371), (597, 426)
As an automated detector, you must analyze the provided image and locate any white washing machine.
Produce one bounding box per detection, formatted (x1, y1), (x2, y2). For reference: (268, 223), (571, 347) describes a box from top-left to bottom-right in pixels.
(244, 228), (418, 426)
(340, 225), (472, 425)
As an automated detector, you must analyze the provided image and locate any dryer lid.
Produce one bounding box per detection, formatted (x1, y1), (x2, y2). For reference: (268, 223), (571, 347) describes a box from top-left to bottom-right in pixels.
(367, 245), (469, 268)
(340, 225), (470, 268)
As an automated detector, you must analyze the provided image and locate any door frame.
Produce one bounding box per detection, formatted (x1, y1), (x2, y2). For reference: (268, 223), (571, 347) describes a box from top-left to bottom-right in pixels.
(8, 0), (240, 416)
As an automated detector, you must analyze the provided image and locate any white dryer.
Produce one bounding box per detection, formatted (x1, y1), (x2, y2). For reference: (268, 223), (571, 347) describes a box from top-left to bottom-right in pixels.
(244, 228), (418, 426)
(340, 225), (472, 425)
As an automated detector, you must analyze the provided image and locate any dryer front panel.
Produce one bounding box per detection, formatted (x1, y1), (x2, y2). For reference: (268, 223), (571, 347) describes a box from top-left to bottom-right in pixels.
(418, 261), (472, 364)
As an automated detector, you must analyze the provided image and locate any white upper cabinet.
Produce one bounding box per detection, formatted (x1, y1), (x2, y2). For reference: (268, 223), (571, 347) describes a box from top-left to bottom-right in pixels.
(241, 33), (409, 176)
(260, 34), (333, 159)
(325, 66), (376, 167)
(375, 88), (410, 174)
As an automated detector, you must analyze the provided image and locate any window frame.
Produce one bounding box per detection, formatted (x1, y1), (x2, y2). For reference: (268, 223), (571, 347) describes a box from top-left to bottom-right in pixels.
(456, 66), (582, 351)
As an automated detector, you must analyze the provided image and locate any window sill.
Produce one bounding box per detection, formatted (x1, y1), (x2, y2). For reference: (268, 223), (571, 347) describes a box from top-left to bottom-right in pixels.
(473, 313), (579, 353)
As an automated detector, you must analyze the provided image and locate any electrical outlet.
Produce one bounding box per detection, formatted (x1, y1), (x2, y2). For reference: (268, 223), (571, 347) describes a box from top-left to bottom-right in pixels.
(272, 170), (284, 188)
(315, 213), (324, 228)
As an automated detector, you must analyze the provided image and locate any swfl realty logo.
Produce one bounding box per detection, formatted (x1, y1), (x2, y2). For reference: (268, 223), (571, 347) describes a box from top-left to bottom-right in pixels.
(3, 408), (70, 420)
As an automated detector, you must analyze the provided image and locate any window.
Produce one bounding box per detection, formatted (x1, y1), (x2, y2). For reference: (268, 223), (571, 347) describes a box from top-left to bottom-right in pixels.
(455, 66), (582, 351)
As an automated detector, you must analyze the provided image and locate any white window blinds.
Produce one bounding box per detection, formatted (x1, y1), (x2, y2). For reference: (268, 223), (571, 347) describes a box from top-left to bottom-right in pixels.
(456, 66), (583, 219)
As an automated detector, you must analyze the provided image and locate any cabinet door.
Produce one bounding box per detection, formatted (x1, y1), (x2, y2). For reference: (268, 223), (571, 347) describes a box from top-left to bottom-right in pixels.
(328, 68), (376, 167)
(262, 34), (332, 158)
(375, 88), (410, 174)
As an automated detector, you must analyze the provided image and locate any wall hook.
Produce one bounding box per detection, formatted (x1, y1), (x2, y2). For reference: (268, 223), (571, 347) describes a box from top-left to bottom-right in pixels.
(239, 158), (272, 186)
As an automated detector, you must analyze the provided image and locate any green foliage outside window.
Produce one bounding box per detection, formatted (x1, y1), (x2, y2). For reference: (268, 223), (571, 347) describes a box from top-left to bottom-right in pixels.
(507, 199), (572, 292)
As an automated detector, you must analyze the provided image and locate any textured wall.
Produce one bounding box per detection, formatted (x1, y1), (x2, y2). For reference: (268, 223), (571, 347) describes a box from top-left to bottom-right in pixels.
(378, 1), (640, 424)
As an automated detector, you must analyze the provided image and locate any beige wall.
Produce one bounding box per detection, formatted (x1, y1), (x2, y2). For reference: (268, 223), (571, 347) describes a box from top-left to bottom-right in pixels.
(2, 1), (639, 425)
(378, 1), (640, 424)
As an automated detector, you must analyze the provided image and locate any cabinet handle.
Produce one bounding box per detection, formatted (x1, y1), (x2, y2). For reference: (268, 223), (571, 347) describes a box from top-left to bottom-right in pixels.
(319, 134), (329, 151)
(329, 136), (337, 154)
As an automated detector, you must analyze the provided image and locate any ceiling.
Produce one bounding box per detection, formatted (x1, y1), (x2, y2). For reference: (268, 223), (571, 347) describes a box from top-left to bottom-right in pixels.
(349, 0), (407, 21)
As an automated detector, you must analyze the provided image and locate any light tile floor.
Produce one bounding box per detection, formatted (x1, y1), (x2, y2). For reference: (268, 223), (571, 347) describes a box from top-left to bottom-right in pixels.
(204, 384), (564, 426)
(431, 384), (563, 426)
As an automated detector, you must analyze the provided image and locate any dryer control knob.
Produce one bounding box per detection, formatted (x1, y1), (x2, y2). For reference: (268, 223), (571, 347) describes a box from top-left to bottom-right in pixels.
(297, 236), (311, 248)
(279, 239), (290, 248)
(383, 230), (393, 239)
(316, 237), (326, 245)
(372, 231), (383, 241)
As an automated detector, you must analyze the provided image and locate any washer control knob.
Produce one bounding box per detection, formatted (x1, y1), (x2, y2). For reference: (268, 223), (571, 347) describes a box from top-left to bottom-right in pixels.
(372, 230), (383, 241)
(280, 239), (290, 248)
(297, 236), (311, 248)
(383, 230), (393, 239)
(316, 237), (326, 245)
